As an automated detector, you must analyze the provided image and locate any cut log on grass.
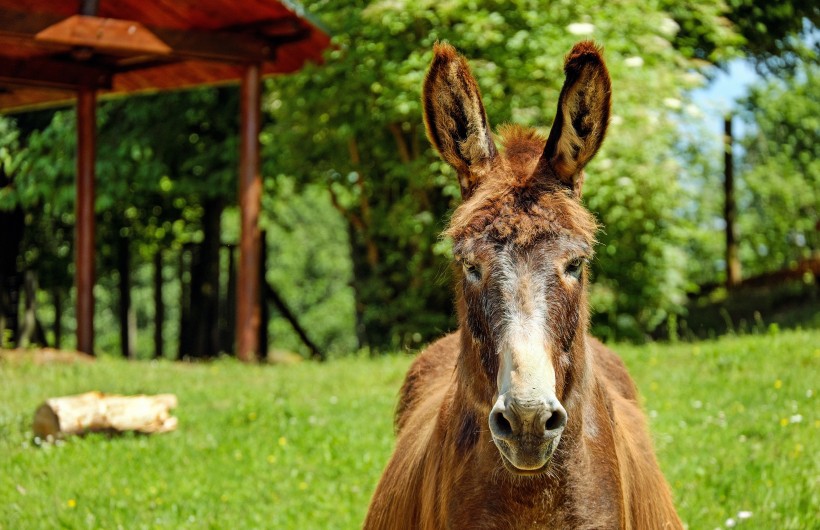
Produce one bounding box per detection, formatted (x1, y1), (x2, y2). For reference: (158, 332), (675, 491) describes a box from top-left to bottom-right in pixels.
(33, 391), (178, 439)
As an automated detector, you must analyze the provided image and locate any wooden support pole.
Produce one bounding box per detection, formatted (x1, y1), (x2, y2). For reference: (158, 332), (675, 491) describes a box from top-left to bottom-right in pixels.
(236, 63), (262, 362)
(724, 116), (741, 288)
(75, 88), (96, 355)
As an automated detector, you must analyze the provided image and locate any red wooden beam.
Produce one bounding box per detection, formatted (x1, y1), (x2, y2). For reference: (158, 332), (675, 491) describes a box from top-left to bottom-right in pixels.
(75, 88), (96, 355)
(236, 63), (262, 362)
(0, 8), (288, 64)
(0, 57), (112, 90)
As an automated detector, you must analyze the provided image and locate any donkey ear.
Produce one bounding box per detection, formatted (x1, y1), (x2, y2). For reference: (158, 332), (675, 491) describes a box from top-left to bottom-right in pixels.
(537, 41), (611, 197)
(423, 42), (498, 199)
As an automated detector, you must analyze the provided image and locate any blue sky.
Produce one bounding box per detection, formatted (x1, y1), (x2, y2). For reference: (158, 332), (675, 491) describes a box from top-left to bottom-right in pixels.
(690, 59), (760, 139)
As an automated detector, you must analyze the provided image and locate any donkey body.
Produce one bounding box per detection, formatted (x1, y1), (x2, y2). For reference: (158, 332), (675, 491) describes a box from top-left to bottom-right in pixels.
(364, 42), (682, 530)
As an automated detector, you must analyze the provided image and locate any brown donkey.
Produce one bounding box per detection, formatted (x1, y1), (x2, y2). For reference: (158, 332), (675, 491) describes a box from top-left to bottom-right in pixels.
(363, 42), (683, 530)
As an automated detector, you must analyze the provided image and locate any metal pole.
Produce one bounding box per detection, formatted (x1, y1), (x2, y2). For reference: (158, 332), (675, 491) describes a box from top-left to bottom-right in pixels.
(236, 63), (262, 362)
(76, 88), (96, 354)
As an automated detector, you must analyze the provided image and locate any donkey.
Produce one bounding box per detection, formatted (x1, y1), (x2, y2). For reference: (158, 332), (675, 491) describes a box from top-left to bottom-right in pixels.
(363, 42), (683, 530)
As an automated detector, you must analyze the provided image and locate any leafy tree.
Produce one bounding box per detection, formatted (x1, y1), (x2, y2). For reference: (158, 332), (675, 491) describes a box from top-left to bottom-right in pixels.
(736, 62), (818, 275)
(264, 0), (735, 344)
(1, 86), (357, 357)
(664, 0), (818, 73)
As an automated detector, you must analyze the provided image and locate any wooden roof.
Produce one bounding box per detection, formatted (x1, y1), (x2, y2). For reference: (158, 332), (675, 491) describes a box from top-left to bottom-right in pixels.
(0, 0), (330, 112)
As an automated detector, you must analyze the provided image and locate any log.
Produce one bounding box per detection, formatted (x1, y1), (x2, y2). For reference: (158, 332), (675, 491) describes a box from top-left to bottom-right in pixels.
(33, 391), (178, 439)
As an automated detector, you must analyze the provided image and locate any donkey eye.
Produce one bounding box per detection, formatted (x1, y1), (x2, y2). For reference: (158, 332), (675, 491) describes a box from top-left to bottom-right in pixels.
(564, 258), (584, 280)
(463, 262), (481, 282)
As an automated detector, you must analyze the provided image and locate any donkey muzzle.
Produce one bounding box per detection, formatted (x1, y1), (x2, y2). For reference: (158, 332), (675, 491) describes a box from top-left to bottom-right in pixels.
(488, 394), (567, 472)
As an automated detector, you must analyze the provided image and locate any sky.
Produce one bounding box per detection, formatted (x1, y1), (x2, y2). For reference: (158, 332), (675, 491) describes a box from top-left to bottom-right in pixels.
(690, 59), (760, 140)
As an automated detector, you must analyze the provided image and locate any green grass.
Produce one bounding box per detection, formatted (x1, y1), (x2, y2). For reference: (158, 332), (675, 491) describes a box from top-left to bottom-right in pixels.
(1, 329), (818, 529)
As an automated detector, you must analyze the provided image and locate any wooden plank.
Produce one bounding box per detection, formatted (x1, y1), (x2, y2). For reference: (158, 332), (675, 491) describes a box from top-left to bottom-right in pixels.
(35, 15), (172, 56)
(75, 88), (96, 356)
(152, 26), (275, 63)
(236, 63), (261, 362)
(0, 56), (112, 90)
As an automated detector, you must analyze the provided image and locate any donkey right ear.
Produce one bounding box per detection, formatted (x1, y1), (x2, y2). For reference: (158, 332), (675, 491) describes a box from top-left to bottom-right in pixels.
(423, 43), (498, 199)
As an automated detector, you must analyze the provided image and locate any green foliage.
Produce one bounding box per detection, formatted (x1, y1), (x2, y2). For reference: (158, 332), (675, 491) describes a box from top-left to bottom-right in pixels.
(267, 0), (728, 343)
(1, 329), (818, 528)
(2, 1), (814, 351)
(664, 0), (819, 74)
(260, 177), (359, 357)
(737, 63), (819, 275)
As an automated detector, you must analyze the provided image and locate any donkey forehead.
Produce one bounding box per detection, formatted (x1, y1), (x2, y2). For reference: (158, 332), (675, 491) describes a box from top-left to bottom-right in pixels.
(447, 187), (599, 251)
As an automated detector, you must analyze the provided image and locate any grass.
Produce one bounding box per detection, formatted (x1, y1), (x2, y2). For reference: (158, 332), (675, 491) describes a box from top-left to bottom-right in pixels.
(1, 328), (818, 529)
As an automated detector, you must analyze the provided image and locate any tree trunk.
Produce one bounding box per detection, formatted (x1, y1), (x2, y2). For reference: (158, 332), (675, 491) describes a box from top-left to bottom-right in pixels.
(153, 249), (164, 359)
(178, 245), (193, 358)
(189, 198), (223, 358)
(220, 244), (237, 354)
(118, 233), (136, 358)
(724, 116), (742, 288)
(345, 220), (369, 351)
(52, 287), (62, 349)
(0, 206), (24, 347)
(33, 392), (178, 439)
(18, 270), (47, 347)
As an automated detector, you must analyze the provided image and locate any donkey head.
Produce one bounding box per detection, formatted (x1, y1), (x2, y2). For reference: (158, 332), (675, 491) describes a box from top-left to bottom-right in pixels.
(424, 42), (611, 474)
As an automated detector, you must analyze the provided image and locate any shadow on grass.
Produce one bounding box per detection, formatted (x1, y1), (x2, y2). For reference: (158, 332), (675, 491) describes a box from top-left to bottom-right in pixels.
(658, 278), (819, 341)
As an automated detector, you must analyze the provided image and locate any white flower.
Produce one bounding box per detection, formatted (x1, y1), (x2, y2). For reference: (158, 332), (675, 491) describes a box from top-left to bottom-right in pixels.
(737, 511), (753, 520)
(567, 23), (595, 36)
(658, 17), (680, 36)
(663, 97), (682, 110)
(610, 115), (624, 126)
(790, 414), (803, 423)
(624, 56), (644, 68)
(725, 518), (736, 528)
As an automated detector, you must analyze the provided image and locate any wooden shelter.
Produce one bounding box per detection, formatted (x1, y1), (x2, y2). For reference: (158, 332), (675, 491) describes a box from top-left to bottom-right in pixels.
(0, 0), (330, 361)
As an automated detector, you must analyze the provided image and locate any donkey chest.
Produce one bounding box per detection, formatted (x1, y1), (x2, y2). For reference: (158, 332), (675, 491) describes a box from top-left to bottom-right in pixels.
(445, 484), (612, 530)
(443, 453), (623, 530)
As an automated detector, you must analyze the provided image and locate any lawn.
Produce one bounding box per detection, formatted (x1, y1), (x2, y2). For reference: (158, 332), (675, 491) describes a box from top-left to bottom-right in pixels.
(1, 329), (818, 529)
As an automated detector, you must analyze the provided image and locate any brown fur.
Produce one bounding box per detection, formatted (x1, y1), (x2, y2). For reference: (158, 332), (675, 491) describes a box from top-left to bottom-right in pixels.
(364, 42), (682, 530)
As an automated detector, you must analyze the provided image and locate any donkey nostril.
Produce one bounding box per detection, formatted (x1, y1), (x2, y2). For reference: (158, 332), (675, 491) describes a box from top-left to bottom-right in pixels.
(545, 408), (567, 433)
(490, 411), (513, 438)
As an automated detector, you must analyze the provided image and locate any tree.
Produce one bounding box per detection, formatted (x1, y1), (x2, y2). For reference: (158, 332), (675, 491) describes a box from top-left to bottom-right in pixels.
(664, 0), (819, 74)
(736, 62), (819, 275)
(263, 0), (736, 344)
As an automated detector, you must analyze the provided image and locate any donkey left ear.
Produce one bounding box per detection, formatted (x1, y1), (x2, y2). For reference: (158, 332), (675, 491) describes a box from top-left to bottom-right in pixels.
(536, 41), (611, 197)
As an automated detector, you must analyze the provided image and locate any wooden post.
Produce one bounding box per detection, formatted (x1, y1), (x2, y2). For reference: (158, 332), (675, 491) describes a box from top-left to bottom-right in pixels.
(236, 63), (262, 362)
(75, 88), (96, 355)
(724, 116), (741, 288)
